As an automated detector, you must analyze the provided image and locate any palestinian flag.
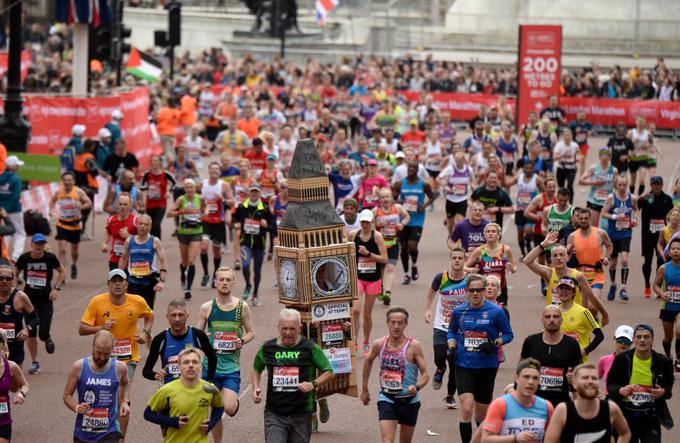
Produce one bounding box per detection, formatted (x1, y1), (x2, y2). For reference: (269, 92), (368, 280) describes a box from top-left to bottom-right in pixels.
(126, 47), (162, 82)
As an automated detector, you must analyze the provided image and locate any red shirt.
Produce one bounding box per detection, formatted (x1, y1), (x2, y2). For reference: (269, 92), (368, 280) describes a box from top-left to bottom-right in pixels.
(106, 214), (138, 264)
(244, 149), (268, 174)
(400, 130), (425, 151)
(141, 171), (175, 209)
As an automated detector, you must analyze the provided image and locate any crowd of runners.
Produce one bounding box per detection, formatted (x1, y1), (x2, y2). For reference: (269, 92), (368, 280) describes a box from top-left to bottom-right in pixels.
(0, 66), (678, 442)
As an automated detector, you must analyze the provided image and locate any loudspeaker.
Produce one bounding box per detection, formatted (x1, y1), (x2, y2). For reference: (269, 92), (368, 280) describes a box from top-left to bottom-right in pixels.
(168, 3), (181, 46)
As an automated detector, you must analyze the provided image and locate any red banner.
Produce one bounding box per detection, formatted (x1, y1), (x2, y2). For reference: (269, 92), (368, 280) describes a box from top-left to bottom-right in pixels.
(517, 25), (562, 128)
(0, 87), (158, 170)
(0, 51), (31, 82)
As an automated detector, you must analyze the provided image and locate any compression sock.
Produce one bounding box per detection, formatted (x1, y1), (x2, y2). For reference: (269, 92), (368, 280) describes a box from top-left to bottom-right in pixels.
(459, 422), (472, 443)
(663, 340), (672, 358)
(638, 184), (645, 196)
(243, 267), (251, 287)
(629, 185), (635, 194)
(180, 264), (186, 288)
(621, 267), (629, 286)
(200, 253), (209, 276)
(187, 265), (196, 290)
(213, 257), (221, 275)
(609, 268), (616, 284)
(400, 246), (409, 273)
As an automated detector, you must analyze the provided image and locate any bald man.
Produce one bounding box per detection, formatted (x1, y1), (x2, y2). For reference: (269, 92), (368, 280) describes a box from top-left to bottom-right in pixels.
(64, 330), (131, 443)
(524, 231), (609, 326)
(520, 305), (582, 406)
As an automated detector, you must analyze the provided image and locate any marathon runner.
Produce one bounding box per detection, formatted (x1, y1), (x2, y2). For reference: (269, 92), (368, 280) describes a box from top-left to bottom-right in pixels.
(118, 214), (168, 309)
(555, 277), (604, 363)
(580, 147), (617, 228)
(102, 193), (138, 271)
(144, 348), (224, 443)
(169, 144), (200, 236)
(373, 189), (409, 305)
(606, 324), (673, 443)
(15, 234), (65, 374)
(519, 111), (539, 157)
(607, 122), (634, 179)
(63, 330), (129, 443)
(390, 148), (431, 186)
(517, 140), (551, 178)
(505, 160), (543, 257)
(78, 269), (154, 436)
(544, 364), (631, 443)
(653, 238), (680, 372)
(470, 170), (514, 225)
(447, 274), (513, 443)
(230, 158), (256, 270)
(103, 169), (142, 215)
(257, 154), (284, 260)
(520, 305), (582, 406)
(139, 154), (176, 239)
(233, 183), (275, 305)
(661, 209), (680, 260)
(350, 209), (388, 355)
(495, 121), (518, 179)
(358, 159), (389, 210)
(167, 178), (205, 300)
(541, 188), (573, 248)
(196, 266), (254, 440)
(0, 266), (38, 368)
(638, 175), (674, 298)
(597, 325), (634, 396)
(252, 308), (333, 443)
(601, 174), (638, 302)
(329, 160), (358, 213)
(480, 358), (553, 442)
(361, 307), (429, 443)
(553, 128), (579, 203)
(530, 118), (558, 173)
(199, 162), (234, 288)
(540, 95), (567, 129)
(463, 121), (490, 156)
(424, 248), (468, 409)
(437, 151), (474, 235)
(49, 171), (93, 280)
(340, 198), (361, 236)
(568, 111), (593, 173)
(628, 116), (652, 196)
(393, 162), (434, 285)
(566, 207), (613, 303)
(142, 300), (216, 384)
(448, 201), (489, 254)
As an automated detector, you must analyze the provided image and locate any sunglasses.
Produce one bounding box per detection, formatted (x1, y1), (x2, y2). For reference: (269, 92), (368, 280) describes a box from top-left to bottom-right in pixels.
(0, 276), (13, 282)
(468, 287), (485, 293)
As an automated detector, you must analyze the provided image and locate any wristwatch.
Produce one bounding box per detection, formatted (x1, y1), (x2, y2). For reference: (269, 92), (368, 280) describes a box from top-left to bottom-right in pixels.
(54, 286), (62, 291)
(312, 380), (318, 390)
(158, 277), (166, 283)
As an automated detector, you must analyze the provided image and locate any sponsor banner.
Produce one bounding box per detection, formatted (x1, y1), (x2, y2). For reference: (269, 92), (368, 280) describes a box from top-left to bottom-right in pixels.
(0, 87), (158, 174)
(517, 25), (563, 128)
(9, 152), (61, 182)
(312, 301), (351, 322)
(0, 51), (31, 82)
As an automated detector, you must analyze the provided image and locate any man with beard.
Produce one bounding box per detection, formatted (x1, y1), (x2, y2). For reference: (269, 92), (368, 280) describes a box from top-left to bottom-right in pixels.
(520, 305), (582, 406)
(545, 364), (630, 443)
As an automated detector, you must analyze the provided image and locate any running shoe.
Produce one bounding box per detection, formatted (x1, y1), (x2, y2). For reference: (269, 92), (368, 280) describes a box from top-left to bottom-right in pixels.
(318, 398), (330, 423)
(28, 361), (40, 375)
(45, 337), (55, 354)
(184, 291), (192, 300)
(234, 260), (242, 271)
(619, 288), (629, 302)
(445, 396), (458, 409)
(363, 344), (370, 357)
(252, 295), (260, 307)
(71, 265), (78, 280)
(243, 285), (252, 300)
(81, 232), (93, 241)
(402, 275), (411, 285)
(379, 291), (391, 306)
(644, 287), (651, 298)
(607, 284), (616, 301)
(432, 370), (444, 390)
(267, 252), (273, 261)
(411, 266), (419, 281)
(674, 359), (680, 373)
(200, 274), (210, 288)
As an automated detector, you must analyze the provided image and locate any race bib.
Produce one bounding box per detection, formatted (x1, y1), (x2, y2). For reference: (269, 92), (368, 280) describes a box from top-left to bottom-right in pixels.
(576, 132), (587, 142)
(243, 218), (261, 235)
(82, 408), (109, 433)
(452, 183), (468, 196)
(615, 216), (630, 230)
(650, 219), (665, 233)
(147, 182), (161, 200)
(358, 257), (377, 273)
(463, 331), (488, 352)
(0, 395), (8, 415)
(403, 196), (418, 213)
(272, 366), (299, 391)
(113, 241), (125, 257)
(26, 270), (47, 288)
(206, 201), (219, 214)
(594, 189), (609, 201)
(666, 285), (680, 303)
(58, 200), (80, 219)
(112, 338), (132, 361)
(261, 188), (275, 199)
(365, 193), (379, 203)
(0, 323), (15, 341)
(551, 290), (561, 305)
(517, 192), (532, 206)
(539, 366), (564, 390)
(382, 226), (397, 237)
(213, 331), (238, 354)
(166, 355), (180, 377)
(630, 385), (654, 406)
(501, 151), (514, 163)
(380, 370), (403, 394)
(130, 261), (151, 277)
(321, 324), (344, 345)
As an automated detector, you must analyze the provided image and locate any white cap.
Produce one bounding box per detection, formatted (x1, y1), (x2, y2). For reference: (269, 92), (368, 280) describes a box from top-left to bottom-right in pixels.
(112, 109), (123, 120)
(395, 151), (405, 159)
(107, 269), (127, 280)
(5, 156), (24, 167)
(358, 209), (374, 223)
(98, 128), (112, 139)
(72, 124), (86, 135)
(614, 325), (634, 342)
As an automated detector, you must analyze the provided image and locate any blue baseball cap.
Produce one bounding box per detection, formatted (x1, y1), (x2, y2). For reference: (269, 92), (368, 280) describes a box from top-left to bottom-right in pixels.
(31, 234), (47, 243)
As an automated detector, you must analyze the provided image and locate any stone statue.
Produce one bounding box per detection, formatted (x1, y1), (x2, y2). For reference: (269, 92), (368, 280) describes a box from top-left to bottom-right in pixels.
(242, 0), (301, 34)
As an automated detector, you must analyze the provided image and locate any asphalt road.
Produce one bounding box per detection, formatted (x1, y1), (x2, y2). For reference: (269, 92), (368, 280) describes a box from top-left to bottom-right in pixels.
(10, 134), (680, 443)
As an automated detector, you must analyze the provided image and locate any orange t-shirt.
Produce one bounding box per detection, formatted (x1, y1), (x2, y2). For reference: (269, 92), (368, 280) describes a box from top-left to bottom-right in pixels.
(156, 107), (181, 136)
(237, 117), (261, 139)
(180, 95), (197, 127)
(0, 143), (6, 173)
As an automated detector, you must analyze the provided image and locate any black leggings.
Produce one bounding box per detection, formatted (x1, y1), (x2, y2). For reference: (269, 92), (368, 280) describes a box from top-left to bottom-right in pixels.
(642, 234), (665, 287)
(400, 239), (420, 272)
(556, 168), (576, 203)
(433, 343), (457, 396)
(146, 206), (166, 239)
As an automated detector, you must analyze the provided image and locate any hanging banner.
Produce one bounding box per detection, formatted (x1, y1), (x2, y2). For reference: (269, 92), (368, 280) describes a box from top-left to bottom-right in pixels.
(0, 51), (31, 82)
(516, 25), (562, 128)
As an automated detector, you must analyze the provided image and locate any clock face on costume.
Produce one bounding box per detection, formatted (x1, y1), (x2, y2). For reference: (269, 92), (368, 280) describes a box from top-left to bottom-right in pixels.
(311, 255), (350, 299)
(279, 259), (297, 299)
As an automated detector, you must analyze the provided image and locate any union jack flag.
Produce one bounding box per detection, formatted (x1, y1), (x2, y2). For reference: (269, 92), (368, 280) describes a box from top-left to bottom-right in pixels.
(316, 0), (339, 27)
(55, 0), (112, 28)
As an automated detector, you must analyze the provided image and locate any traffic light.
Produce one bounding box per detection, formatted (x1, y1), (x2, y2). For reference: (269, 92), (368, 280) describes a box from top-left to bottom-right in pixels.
(118, 24), (132, 57)
(167, 2), (181, 46)
(89, 25), (113, 62)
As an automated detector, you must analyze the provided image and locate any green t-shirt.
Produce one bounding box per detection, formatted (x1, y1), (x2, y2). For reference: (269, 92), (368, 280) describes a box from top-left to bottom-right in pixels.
(147, 379), (224, 443)
(253, 336), (333, 414)
(178, 194), (203, 235)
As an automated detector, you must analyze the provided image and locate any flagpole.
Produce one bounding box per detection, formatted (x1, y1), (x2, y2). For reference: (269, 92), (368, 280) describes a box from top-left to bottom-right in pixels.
(72, 23), (89, 96)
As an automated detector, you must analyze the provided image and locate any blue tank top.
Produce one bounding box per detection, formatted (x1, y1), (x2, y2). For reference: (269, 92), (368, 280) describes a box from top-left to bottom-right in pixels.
(127, 236), (156, 284)
(663, 262), (680, 312)
(607, 193), (633, 240)
(161, 328), (195, 384)
(274, 196), (288, 226)
(497, 394), (550, 440)
(74, 357), (121, 440)
(400, 178), (425, 227)
(536, 133), (554, 163)
(0, 289), (24, 346)
(113, 184), (139, 213)
(378, 337), (420, 404)
(497, 136), (518, 164)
